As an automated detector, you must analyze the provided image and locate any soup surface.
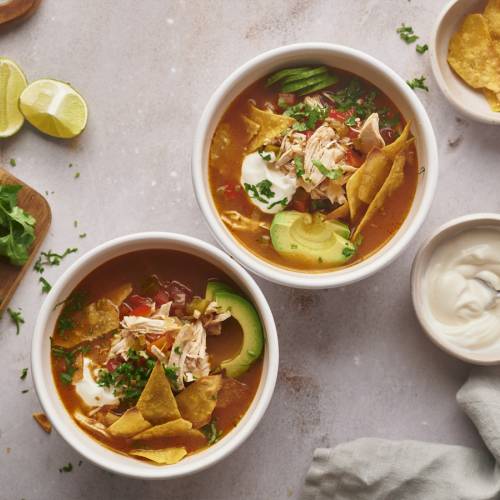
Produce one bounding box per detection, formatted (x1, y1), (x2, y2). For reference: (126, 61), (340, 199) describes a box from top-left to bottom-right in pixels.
(208, 66), (419, 272)
(50, 250), (264, 465)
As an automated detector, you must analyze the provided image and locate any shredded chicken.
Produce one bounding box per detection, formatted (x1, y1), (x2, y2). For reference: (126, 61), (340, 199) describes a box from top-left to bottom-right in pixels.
(356, 112), (385, 154)
(275, 131), (307, 170)
(121, 315), (182, 335)
(303, 95), (323, 108)
(221, 210), (270, 232)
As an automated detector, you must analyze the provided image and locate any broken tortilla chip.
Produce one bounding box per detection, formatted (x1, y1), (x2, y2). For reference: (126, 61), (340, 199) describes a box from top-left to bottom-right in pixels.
(176, 375), (222, 428)
(485, 0), (500, 38)
(325, 202), (349, 221)
(448, 14), (500, 93)
(131, 418), (192, 440)
(107, 408), (151, 438)
(381, 121), (411, 160)
(33, 413), (52, 433)
(241, 114), (260, 144)
(52, 298), (120, 348)
(103, 283), (132, 306)
(483, 89), (500, 111)
(353, 153), (406, 241)
(137, 362), (181, 425)
(246, 104), (294, 152)
(210, 122), (232, 163)
(130, 447), (187, 465)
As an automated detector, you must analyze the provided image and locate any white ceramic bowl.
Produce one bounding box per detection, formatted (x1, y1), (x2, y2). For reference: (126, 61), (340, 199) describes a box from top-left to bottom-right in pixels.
(32, 232), (279, 479)
(430, 0), (500, 125)
(192, 43), (438, 289)
(411, 214), (500, 365)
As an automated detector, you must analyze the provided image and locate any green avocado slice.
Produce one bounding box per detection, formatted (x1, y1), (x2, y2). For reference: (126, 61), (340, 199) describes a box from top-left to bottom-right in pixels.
(216, 291), (264, 379)
(205, 280), (234, 302)
(270, 210), (356, 266)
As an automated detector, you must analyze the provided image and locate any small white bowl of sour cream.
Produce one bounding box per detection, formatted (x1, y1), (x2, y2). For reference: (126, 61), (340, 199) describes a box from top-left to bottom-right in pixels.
(412, 214), (500, 365)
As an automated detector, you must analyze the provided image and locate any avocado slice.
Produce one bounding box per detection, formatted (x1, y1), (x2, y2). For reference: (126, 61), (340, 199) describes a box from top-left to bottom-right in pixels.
(205, 280), (234, 302)
(270, 210), (356, 266)
(215, 291), (264, 378)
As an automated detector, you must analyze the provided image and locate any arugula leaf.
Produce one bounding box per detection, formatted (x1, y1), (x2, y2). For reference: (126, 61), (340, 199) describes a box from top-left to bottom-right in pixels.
(0, 185), (36, 266)
(312, 160), (342, 180)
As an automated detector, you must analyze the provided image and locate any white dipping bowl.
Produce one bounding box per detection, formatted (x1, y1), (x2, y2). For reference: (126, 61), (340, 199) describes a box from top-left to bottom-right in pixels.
(32, 232), (279, 479)
(431, 0), (500, 125)
(192, 43), (438, 289)
(411, 214), (500, 365)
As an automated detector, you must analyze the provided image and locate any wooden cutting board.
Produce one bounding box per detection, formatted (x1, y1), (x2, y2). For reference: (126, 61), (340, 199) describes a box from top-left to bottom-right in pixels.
(0, 167), (51, 313)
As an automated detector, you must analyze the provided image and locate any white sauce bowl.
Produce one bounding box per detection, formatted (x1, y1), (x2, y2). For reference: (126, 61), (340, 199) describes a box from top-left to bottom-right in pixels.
(412, 214), (500, 365)
(32, 232), (279, 479)
(192, 43), (438, 289)
(430, 0), (500, 125)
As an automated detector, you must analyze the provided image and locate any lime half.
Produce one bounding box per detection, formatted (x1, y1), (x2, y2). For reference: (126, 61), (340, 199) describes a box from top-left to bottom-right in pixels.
(0, 57), (28, 138)
(19, 79), (88, 139)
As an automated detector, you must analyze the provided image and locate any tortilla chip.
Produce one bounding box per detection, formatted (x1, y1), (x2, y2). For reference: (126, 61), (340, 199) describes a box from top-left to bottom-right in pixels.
(241, 115), (260, 144)
(246, 104), (294, 152)
(448, 14), (500, 93)
(103, 283), (132, 306)
(210, 122), (232, 163)
(137, 362), (181, 425)
(130, 447), (187, 465)
(216, 377), (250, 409)
(131, 418), (192, 440)
(485, 0), (500, 38)
(325, 202), (349, 221)
(176, 375), (222, 428)
(382, 121), (411, 160)
(53, 298), (119, 348)
(107, 408), (151, 438)
(353, 153), (406, 241)
(33, 413), (52, 433)
(483, 89), (500, 111)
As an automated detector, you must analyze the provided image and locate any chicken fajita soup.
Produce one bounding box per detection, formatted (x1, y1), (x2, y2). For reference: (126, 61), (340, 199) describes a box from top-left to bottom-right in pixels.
(50, 250), (264, 465)
(209, 66), (419, 272)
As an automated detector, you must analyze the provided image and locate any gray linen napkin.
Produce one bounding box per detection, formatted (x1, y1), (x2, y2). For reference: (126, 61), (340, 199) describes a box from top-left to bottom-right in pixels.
(302, 369), (500, 500)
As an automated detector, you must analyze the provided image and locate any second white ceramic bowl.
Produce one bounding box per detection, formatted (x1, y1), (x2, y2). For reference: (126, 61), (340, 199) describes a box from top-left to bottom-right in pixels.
(192, 43), (438, 289)
(32, 232), (279, 479)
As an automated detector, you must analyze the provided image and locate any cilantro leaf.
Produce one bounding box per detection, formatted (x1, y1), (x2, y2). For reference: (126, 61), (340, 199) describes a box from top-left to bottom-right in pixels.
(312, 160), (342, 180)
(407, 76), (429, 92)
(416, 44), (428, 54)
(397, 23), (419, 44)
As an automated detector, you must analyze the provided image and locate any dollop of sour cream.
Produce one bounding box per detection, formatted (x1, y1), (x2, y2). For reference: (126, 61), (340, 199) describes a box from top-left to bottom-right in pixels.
(423, 228), (500, 351)
(240, 152), (297, 214)
(75, 357), (119, 408)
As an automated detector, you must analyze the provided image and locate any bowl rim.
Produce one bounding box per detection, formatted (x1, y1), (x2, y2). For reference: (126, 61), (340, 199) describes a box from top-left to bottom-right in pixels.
(192, 42), (438, 289)
(411, 213), (500, 365)
(430, 0), (500, 126)
(31, 231), (279, 479)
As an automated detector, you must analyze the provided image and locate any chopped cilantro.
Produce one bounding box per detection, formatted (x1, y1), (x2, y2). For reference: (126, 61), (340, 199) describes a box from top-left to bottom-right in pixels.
(244, 179), (276, 204)
(7, 307), (24, 335)
(174, 346), (182, 355)
(416, 44), (428, 54)
(345, 115), (357, 127)
(74, 172), (80, 179)
(73, 220), (78, 228)
(34, 248), (78, 273)
(268, 197), (288, 210)
(258, 150), (273, 162)
(290, 244), (298, 249)
(283, 103), (329, 130)
(342, 246), (356, 258)
(39, 276), (52, 294)
(79, 233), (87, 239)
(325, 81), (379, 123)
(9, 158), (16, 167)
(201, 417), (223, 445)
(293, 156), (304, 177)
(52, 344), (89, 385)
(397, 23), (419, 44)
(59, 462), (73, 473)
(164, 366), (178, 384)
(407, 76), (429, 92)
(256, 179), (274, 199)
(312, 160), (342, 180)
(21, 389), (29, 394)
(20, 367), (28, 380)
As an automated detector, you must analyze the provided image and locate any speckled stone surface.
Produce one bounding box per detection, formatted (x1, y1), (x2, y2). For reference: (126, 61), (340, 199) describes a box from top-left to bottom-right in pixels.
(1, 1), (499, 499)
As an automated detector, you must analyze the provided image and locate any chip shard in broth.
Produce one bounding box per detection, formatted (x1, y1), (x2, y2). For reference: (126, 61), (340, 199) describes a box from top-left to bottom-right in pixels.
(130, 447), (187, 465)
(107, 408), (152, 438)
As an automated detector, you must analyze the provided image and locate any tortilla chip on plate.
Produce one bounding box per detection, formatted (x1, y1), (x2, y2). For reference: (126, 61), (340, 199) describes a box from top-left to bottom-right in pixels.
(353, 153), (406, 241)
(52, 298), (120, 348)
(137, 362), (181, 425)
(131, 418), (192, 440)
(130, 447), (187, 465)
(483, 89), (500, 111)
(107, 408), (151, 438)
(246, 104), (295, 152)
(448, 14), (500, 93)
(176, 375), (222, 428)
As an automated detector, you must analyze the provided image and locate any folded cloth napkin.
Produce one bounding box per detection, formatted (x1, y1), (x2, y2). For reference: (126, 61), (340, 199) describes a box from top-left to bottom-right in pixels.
(302, 368), (500, 500)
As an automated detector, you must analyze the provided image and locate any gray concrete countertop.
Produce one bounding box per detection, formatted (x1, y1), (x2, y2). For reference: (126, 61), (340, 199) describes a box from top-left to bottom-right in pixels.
(1, 1), (499, 499)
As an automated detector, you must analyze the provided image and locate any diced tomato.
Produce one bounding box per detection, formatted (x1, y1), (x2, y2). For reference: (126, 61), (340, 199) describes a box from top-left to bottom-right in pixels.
(278, 93), (296, 108)
(124, 294), (154, 317)
(106, 357), (123, 372)
(223, 183), (241, 200)
(329, 107), (354, 122)
(119, 302), (132, 319)
(305, 130), (314, 140)
(147, 333), (175, 354)
(345, 149), (364, 168)
(347, 127), (359, 140)
(153, 289), (170, 307)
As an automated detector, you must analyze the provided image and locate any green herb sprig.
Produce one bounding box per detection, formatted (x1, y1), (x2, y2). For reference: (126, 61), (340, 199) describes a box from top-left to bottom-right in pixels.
(7, 307), (24, 335)
(407, 76), (429, 92)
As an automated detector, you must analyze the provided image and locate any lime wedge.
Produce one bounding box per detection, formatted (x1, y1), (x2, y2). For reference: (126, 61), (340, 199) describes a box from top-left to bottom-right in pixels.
(0, 57), (28, 138)
(19, 79), (88, 138)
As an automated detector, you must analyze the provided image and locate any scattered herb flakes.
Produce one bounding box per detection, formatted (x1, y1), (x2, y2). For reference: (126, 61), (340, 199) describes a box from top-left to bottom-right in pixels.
(68, 163), (73, 168)
(312, 160), (342, 180)
(9, 158), (16, 167)
(0, 185), (36, 266)
(268, 197), (288, 210)
(34, 248), (78, 273)
(258, 149), (273, 162)
(20, 367), (28, 380)
(21, 389), (29, 394)
(79, 233), (87, 239)
(283, 102), (329, 131)
(7, 307), (24, 335)
(74, 172), (80, 179)
(59, 462), (73, 473)
(397, 23), (419, 44)
(39, 276), (52, 293)
(201, 417), (223, 445)
(174, 345), (182, 355)
(73, 220), (78, 228)
(342, 246), (356, 258)
(407, 76), (429, 92)
(293, 156), (304, 177)
(416, 43), (429, 54)
(52, 344), (88, 385)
